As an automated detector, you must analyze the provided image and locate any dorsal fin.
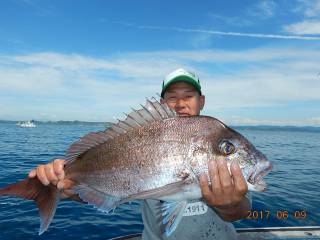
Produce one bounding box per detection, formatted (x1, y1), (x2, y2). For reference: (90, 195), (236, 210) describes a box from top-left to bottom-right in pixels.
(65, 97), (177, 163)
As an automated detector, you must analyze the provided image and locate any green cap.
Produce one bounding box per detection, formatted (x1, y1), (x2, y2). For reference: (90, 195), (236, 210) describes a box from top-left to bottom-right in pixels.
(161, 68), (202, 97)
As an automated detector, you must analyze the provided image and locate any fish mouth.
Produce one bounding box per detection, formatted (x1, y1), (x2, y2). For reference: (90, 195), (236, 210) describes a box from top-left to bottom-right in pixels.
(247, 161), (273, 191)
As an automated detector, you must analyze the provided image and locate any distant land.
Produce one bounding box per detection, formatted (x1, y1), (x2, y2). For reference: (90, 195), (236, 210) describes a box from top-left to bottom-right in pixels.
(0, 119), (111, 125)
(1, 120), (319, 131)
(233, 125), (320, 132)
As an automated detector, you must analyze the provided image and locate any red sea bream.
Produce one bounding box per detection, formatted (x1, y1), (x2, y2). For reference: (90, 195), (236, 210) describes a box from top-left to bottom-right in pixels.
(0, 98), (272, 236)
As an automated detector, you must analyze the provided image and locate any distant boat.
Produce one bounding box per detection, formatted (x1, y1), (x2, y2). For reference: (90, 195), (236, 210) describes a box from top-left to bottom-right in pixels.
(17, 120), (36, 128)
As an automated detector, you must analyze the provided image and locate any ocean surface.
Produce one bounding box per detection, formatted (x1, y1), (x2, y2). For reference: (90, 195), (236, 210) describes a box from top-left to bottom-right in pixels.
(0, 121), (319, 240)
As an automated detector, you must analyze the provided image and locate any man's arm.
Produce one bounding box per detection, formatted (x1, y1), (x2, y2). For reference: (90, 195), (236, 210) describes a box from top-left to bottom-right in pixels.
(200, 157), (251, 221)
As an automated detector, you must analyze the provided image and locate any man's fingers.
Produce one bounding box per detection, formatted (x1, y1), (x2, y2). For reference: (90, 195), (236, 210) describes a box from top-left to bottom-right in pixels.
(208, 160), (221, 194)
(28, 159), (67, 187)
(53, 159), (65, 180)
(36, 165), (50, 185)
(44, 163), (58, 184)
(231, 162), (248, 195)
(57, 179), (75, 190)
(63, 179), (75, 189)
(217, 158), (233, 191)
(28, 169), (36, 178)
(199, 174), (212, 199)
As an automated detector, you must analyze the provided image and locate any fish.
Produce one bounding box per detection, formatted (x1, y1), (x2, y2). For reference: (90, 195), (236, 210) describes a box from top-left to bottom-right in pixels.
(0, 98), (273, 236)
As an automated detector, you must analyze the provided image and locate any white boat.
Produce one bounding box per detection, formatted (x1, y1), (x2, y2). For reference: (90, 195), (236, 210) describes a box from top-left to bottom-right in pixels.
(17, 120), (36, 128)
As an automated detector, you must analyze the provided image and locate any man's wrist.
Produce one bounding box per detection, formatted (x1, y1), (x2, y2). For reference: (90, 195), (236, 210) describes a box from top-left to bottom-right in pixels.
(214, 202), (241, 216)
(213, 196), (251, 221)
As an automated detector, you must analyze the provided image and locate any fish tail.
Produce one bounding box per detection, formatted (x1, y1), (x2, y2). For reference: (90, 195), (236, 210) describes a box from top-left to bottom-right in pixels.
(0, 177), (60, 235)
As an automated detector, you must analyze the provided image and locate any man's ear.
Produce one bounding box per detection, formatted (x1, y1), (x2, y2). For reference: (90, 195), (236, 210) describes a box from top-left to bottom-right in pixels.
(200, 95), (205, 110)
(160, 98), (165, 104)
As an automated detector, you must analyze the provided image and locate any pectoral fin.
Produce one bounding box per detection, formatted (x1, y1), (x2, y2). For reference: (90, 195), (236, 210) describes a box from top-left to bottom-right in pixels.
(161, 200), (187, 237)
(73, 184), (121, 213)
(122, 181), (185, 202)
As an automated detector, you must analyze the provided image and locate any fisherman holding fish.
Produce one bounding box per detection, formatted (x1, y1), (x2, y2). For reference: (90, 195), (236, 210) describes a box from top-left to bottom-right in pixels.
(27, 68), (252, 239)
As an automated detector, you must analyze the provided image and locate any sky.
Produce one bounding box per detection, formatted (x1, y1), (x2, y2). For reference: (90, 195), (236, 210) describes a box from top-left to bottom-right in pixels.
(0, 0), (320, 126)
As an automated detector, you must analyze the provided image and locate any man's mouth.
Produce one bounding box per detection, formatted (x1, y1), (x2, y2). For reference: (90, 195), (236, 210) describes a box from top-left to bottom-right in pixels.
(177, 112), (190, 116)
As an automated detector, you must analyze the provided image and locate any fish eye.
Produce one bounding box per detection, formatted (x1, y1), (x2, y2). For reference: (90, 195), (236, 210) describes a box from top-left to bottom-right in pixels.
(219, 140), (235, 155)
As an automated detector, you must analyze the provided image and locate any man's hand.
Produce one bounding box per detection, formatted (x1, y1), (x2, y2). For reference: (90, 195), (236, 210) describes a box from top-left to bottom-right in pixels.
(28, 159), (75, 198)
(199, 157), (251, 221)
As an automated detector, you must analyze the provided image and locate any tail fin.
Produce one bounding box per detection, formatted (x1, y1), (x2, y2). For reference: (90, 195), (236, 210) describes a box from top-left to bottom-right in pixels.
(0, 177), (60, 235)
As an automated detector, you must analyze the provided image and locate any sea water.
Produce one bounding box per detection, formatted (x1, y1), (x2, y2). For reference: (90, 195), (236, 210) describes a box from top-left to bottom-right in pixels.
(0, 121), (319, 239)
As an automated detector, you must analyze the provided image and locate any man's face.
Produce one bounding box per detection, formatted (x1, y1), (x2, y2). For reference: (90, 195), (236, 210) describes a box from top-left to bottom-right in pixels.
(161, 82), (205, 116)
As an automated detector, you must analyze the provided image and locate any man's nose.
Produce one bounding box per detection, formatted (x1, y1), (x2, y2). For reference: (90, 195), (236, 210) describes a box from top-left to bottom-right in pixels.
(175, 98), (187, 108)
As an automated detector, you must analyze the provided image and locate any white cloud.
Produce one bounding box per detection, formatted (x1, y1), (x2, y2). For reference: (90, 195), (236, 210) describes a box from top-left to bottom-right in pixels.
(293, 0), (320, 17)
(284, 1), (320, 35)
(133, 47), (320, 63)
(139, 25), (320, 40)
(0, 47), (319, 125)
(247, 0), (277, 19)
(188, 33), (213, 49)
(0, 66), (64, 94)
(10, 52), (181, 79)
(284, 20), (320, 34)
(206, 13), (253, 27)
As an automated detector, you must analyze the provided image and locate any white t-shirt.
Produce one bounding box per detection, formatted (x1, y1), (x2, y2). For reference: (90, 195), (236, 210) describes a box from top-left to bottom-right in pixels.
(141, 199), (239, 240)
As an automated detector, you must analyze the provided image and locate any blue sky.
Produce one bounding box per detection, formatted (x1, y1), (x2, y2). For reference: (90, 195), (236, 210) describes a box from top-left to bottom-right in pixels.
(1, 0), (320, 126)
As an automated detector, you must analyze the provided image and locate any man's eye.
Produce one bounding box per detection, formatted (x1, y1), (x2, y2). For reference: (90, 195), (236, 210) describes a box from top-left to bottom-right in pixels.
(166, 97), (176, 102)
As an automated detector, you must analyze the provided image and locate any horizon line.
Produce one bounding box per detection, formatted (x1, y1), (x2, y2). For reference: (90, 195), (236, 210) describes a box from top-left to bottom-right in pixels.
(1, 119), (319, 128)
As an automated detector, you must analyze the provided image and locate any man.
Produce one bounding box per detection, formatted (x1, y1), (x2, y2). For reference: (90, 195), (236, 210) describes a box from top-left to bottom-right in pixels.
(29, 68), (251, 239)
(141, 68), (250, 239)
